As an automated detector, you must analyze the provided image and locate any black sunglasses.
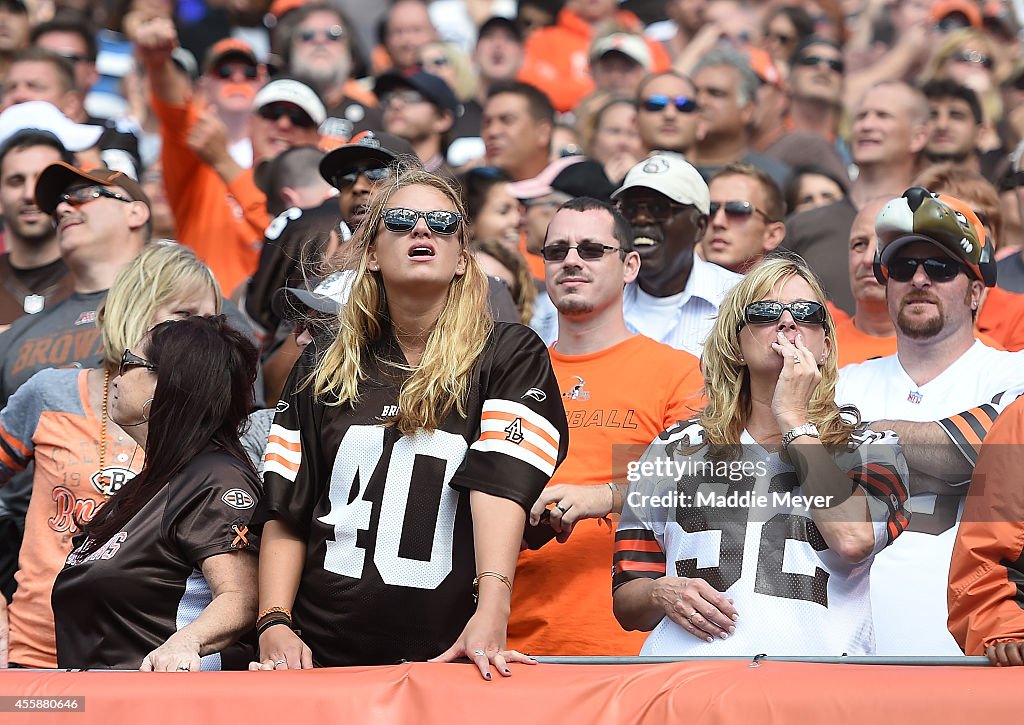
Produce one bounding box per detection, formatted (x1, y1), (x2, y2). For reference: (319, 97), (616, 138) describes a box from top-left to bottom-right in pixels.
(738, 300), (827, 331)
(297, 25), (345, 43)
(258, 104), (316, 128)
(119, 349), (157, 377)
(710, 200), (773, 222)
(796, 54), (844, 73)
(214, 63), (258, 80)
(887, 257), (964, 283)
(382, 208), (462, 235)
(641, 94), (698, 113)
(60, 185), (132, 207)
(541, 241), (627, 262)
(334, 165), (392, 188)
(615, 197), (691, 222)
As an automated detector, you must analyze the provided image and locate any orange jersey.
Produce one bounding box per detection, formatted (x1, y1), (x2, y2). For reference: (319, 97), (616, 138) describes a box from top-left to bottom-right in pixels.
(508, 334), (704, 655)
(948, 395), (1024, 654)
(0, 369), (142, 668)
(151, 95), (269, 297)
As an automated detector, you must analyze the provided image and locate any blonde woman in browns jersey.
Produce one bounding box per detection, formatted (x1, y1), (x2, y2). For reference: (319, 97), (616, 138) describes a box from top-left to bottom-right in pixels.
(613, 254), (910, 656)
(253, 168), (568, 678)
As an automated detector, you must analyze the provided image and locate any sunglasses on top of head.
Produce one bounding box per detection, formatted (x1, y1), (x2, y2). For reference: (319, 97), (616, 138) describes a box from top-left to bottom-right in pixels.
(382, 208), (463, 235)
(641, 94), (699, 113)
(540, 241), (627, 262)
(119, 349), (157, 377)
(886, 256), (965, 283)
(258, 104), (317, 128)
(737, 300), (827, 332)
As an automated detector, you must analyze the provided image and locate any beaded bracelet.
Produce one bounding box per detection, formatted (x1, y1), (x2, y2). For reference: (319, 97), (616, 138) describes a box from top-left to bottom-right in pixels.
(258, 606), (292, 621)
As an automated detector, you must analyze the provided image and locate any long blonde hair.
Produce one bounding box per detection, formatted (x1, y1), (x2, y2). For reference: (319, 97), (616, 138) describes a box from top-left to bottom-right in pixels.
(97, 241), (221, 369)
(700, 255), (858, 451)
(310, 168), (493, 434)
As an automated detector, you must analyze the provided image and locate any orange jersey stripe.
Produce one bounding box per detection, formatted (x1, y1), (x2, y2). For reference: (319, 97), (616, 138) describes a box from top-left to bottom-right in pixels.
(266, 434), (300, 453)
(0, 423), (30, 459)
(949, 414), (984, 450)
(615, 539), (662, 554)
(481, 410), (560, 450)
(264, 452), (300, 472)
(614, 560), (666, 574)
(477, 430), (557, 467)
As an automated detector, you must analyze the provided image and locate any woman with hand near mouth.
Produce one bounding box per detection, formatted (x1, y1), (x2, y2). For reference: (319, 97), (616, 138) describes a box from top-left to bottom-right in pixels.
(252, 168), (567, 679)
(613, 254), (911, 657)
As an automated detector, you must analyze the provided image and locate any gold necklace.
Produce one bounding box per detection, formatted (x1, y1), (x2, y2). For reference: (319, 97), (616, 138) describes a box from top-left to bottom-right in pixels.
(98, 368), (110, 499)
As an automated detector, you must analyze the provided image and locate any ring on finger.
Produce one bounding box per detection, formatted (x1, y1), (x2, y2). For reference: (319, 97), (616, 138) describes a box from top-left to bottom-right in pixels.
(556, 504), (568, 514)
(473, 649), (486, 657)
(274, 658), (287, 666)
(176, 664), (190, 671)
(793, 355), (801, 364)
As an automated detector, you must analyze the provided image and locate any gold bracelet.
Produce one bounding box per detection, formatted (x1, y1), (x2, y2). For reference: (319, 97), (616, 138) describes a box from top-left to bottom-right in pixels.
(258, 606), (292, 622)
(473, 571), (512, 604)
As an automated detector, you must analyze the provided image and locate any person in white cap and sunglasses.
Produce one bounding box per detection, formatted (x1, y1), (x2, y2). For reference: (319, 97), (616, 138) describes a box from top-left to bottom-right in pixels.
(613, 153), (741, 357)
(134, 17), (324, 298)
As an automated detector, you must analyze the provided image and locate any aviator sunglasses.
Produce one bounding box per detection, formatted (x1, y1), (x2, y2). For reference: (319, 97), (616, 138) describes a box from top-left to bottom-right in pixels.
(541, 241), (628, 262)
(738, 300), (827, 332)
(886, 257), (964, 283)
(382, 208), (463, 235)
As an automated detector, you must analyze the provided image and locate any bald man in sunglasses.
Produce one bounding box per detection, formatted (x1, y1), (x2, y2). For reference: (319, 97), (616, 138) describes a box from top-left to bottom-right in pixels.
(836, 187), (1024, 658)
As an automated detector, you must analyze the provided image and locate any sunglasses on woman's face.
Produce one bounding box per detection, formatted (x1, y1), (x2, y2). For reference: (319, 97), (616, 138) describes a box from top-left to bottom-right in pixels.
(119, 349), (157, 377)
(739, 300), (827, 331)
(887, 257), (964, 283)
(382, 208), (463, 235)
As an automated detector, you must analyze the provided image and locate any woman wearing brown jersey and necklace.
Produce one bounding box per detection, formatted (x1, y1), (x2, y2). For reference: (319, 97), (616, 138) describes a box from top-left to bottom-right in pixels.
(0, 242), (218, 669)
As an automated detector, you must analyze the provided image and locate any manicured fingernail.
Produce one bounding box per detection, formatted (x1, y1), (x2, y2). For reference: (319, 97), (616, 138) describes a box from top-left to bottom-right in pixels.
(706, 636), (714, 643)
(731, 614), (739, 621)
(729, 626), (736, 634)
(504, 668), (511, 675)
(484, 672), (491, 680)
(719, 632), (729, 640)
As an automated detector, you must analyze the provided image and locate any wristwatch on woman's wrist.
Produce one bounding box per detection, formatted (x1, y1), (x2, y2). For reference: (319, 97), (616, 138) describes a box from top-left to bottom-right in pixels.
(782, 423), (820, 449)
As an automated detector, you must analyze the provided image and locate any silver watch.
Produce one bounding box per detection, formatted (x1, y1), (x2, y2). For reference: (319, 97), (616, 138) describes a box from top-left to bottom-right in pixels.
(782, 423), (820, 448)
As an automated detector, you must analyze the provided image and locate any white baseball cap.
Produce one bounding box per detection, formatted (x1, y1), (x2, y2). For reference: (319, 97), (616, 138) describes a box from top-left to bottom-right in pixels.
(612, 154), (710, 215)
(590, 33), (652, 71)
(253, 79), (327, 126)
(0, 101), (103, 152)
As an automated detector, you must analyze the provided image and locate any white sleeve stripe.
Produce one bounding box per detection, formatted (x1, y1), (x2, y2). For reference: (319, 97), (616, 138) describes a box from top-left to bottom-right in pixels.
(263, 458), (299, 483)
(481, 399), (561, 443)
(479, 418), (559, 460)
(470, 437), (556, 477)
(268, 423), (300, 445)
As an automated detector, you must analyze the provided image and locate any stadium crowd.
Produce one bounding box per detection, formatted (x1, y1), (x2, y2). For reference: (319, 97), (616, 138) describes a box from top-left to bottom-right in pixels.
(0, 0), (1022, 675)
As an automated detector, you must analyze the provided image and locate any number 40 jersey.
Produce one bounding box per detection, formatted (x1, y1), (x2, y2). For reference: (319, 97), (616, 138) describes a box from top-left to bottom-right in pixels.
(257, 323), (568, 667)
(613, 421), (910, 657)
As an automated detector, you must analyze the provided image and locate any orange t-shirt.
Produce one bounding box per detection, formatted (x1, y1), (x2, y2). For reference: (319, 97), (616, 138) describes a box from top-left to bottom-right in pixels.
(507, 334), (704, 656)
(520, 238), (546, 282)
(151, 95), (269, 297)
(1, 369), (143, 668)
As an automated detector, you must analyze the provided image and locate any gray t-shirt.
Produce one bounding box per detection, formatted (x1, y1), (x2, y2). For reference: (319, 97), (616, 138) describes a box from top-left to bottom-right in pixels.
(997, 253), (1024, 294)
